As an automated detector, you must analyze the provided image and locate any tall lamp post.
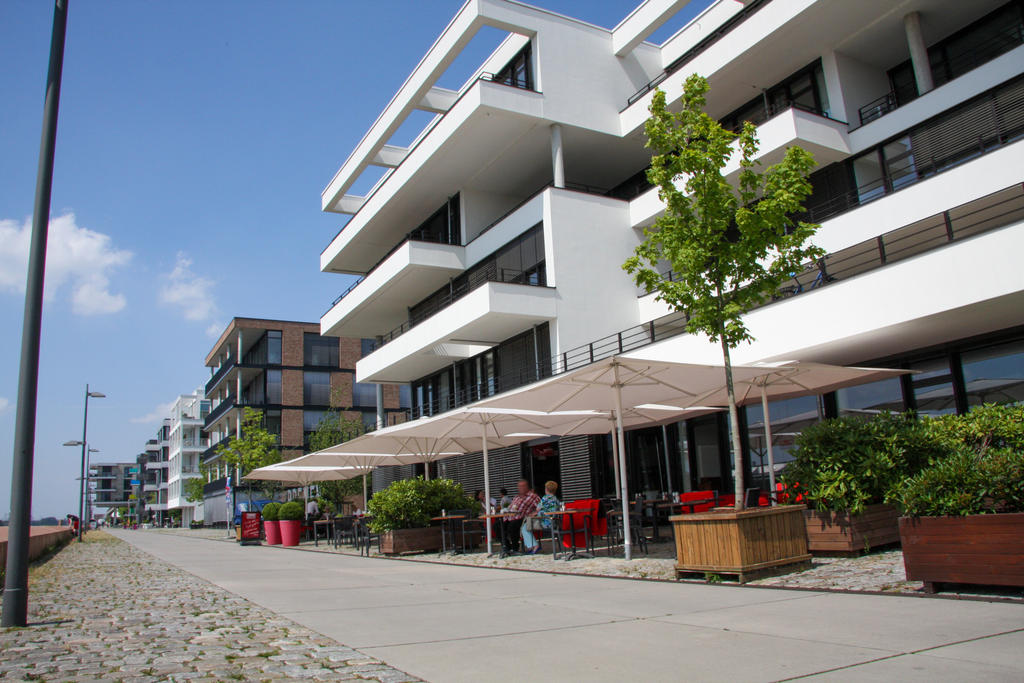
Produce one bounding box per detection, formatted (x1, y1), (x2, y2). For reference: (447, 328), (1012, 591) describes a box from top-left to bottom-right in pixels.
(2, 0), (70, 629)
(63, 384), (104, 541)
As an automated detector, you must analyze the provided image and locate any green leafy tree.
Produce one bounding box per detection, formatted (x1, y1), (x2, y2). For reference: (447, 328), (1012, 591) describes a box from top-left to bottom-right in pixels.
(624, 74), (822, 508)
(216, 406), (281, 497)
(183, 468), (207, 504)
(308, 409), (367, 507)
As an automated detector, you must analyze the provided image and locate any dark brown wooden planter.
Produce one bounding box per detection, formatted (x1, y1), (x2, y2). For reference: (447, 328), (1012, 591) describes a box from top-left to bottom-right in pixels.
(899, 513), (1024, 593)
(804, 504), (901, 555)
(379, 526), (443, 555)
(670, 505), (811, 583)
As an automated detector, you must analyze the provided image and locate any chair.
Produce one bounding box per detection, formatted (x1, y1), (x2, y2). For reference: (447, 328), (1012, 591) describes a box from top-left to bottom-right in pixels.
(678, 490), (718, 514)
(355, 517), (380, 557)
(332, 515), (355, 549)
(551, 500), (597, 560)
(606, 498), (648, 556)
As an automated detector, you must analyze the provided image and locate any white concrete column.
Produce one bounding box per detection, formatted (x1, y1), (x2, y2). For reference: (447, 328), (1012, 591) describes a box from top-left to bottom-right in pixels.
(904, 12), (934, 95)
(550, 123), (565, 189)
(375, 384), (385, 430)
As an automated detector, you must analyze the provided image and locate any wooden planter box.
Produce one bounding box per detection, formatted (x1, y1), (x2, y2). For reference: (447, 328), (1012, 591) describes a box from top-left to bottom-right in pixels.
(379, 526), (443, 555)
(899, 513), (1024, 593)
(671, 505), (811, 583)
(804, 504), (901, 555)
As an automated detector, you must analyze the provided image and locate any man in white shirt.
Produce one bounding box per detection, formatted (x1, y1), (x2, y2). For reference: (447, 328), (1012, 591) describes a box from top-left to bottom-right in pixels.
(306, 498), (320, 518)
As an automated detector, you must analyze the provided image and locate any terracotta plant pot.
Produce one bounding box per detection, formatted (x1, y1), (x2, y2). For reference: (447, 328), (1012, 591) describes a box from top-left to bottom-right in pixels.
(263, 520), (281, 545)
(279, 519), (302, 547)
(899, 512), (1024, 593)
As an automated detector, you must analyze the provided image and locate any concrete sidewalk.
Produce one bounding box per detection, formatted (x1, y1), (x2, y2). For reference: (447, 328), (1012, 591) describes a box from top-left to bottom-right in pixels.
(112, 530), (1024, 683)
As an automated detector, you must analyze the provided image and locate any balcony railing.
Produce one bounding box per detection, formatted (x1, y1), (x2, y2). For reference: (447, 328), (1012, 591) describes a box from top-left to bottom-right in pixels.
(203, 397), (235, 429)
(372, 267), (546, 350)
(205, 358), (235, 396)
(856, 19), (1023, 127)
(624, 0), (773, 109)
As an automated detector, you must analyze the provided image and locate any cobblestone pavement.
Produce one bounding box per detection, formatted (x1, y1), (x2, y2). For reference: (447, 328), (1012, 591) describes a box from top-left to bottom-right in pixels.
(0, 531), (419, 683)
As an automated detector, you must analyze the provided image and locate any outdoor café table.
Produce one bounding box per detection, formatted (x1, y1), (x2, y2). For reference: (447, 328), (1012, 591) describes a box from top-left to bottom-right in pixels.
(431, 515), (467, 555)
(544, 509), (592, 561)
(478, 512), (513, 557)
(313, 519), (332, 547)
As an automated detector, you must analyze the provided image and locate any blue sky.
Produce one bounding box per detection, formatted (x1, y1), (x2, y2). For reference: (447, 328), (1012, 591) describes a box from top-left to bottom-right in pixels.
(0, 0), (712, 519)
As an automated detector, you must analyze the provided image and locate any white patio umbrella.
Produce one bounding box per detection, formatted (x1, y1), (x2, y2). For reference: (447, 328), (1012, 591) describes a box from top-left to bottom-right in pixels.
(684, 361), (911, 498)
(244, 461), (372, 509)
(372, 406), (601, 552)
(478, 357), (773, 560)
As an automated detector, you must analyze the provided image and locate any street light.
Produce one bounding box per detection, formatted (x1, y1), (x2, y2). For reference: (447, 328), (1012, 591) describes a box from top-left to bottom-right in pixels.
(66, 385), (104, 542)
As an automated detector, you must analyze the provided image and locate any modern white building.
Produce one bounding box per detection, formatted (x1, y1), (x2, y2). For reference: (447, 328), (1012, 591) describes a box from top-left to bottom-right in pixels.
(141, 420), (170, 524)
(165, 389), (210, 527)
(320, 0), (1024, 498)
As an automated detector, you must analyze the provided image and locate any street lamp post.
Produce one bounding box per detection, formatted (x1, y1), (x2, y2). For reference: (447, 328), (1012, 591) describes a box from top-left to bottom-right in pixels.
(63, 385), (104, 542)
(2, 0), (70, 629)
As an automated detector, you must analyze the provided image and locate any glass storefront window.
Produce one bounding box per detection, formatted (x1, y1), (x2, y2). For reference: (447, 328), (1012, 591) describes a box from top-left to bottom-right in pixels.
(745, 395), (823, 487)
(836, 376), (905, 416)
(909, 357), (957, 416)
(961, 340), (1024, 407)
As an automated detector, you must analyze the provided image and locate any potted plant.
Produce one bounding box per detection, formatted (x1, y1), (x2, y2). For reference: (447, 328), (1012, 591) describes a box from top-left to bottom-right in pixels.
(261, 502), (281, 545)
(781, 412), (946, 554)
(891, 404), (1024, 593)
(367, 477), (478, 555)
(277, 501), (304, 547)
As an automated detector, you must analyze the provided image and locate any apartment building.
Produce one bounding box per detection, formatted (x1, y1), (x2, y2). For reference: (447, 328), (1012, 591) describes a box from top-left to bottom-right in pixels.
(88, 461), (137, 521)
(319, 0), (1024, 499)
(200, 317), (408, 525)
(140, 421), (170, 525)
(161, 389), (210, 527)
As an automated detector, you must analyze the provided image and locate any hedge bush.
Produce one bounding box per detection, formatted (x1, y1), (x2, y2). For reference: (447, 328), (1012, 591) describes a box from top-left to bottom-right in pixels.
(890, 404), (1024, 517)
(261, 502), (280, 521)
(367, 477), (478, 533)
(780, 412), (948, 514)
(278, 501), (304, 521)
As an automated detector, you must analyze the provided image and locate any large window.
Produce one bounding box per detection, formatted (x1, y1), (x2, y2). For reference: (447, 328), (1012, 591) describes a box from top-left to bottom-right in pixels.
(303, 371), (331, 405)
(305, 333), (338, 367)
(836, 377), (905, 417)
(353, 382), (377, 407)
(745, 395), (824, 487)
(267, 330), (282, 365)
(360, 338), (376, 358)
(266, 369), (282, 404)
(720, 60), (831, 132)
(908, 358), (957, 416)
(303, 410), (327, 447)
(493, 42), (533, 90)
(961, 340), (1024, 407)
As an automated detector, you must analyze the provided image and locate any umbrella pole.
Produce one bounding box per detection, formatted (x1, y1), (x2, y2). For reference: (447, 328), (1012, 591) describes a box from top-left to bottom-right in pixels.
(610, 428), (621, 498)
(761, 385), (778, 503)
(482, 424), (493, 555)
(612, 365), (632, 561)
(362, 473), (368, 512)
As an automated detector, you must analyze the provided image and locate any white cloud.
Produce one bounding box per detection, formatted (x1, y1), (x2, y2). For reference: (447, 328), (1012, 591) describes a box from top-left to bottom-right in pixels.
(130, 399), (176, 424)
(0, 397), (10, 414)
(0, 213), (131, 315)
(205, 321), (224, 339)
(159, 252), (219, 322)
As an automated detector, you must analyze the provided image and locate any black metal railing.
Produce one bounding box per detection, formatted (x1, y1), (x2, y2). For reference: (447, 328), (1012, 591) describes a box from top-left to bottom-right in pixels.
(857, 20), (1023, 127)
(624, 0), (773, 109)
(203, 397), (235, 429)
(204, 358), (235, 396)
(374, 267), (545, 348)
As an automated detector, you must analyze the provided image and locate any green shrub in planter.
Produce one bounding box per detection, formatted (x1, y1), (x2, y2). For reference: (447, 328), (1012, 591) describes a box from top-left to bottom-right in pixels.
(890, 404), (1024, 517)
(781, 412), (948, 514)
(367, 477), (478, 533)
(261, 502), (280, 521)
(278, 501), (304, 521)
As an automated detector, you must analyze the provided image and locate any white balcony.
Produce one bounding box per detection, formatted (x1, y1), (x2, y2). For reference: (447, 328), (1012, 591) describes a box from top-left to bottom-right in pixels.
(144, 460), (168, 470)
(630, 105), (850, 228)
(322, 240), (465, 338)
(356, 281), (558, 383)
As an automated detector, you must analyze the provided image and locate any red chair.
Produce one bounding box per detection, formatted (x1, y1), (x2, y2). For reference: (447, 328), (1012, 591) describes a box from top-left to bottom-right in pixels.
(678, 490), (717, 514)
(717, 494), (736, 508)
(553, 499), (597, 560)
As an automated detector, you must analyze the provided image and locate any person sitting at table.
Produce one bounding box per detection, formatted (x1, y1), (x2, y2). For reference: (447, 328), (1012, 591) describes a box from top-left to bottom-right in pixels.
(500, 480), (540, 554)
(498, 487), (513, 509)
(475, 489), (496, 512)
(520, 480), (560, 554)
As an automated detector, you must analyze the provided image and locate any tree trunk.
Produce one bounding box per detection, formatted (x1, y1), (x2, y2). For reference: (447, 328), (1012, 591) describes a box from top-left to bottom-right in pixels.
(719, 335), (746, 510)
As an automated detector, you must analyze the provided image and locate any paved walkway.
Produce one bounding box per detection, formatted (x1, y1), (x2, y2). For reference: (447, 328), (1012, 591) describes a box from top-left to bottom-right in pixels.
(0, 531), (417, 682)
(112, 530), (1024, 682)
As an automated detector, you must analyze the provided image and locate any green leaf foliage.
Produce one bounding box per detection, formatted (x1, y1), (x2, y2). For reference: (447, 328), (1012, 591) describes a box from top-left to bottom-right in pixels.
(215, 406), (281, 475)
(278, 501), (304, 521)
(890, 404), (1024, 517)
(261, 502), (280, 521)
(366, 477), (479, 533)
(307, 409), (368, 508)
(781, 412), (947, 514)
(623, 74), (822, 508)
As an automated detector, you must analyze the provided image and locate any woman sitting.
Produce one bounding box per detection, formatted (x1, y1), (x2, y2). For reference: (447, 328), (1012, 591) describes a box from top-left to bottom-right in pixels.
(521, 481), (561, 554)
